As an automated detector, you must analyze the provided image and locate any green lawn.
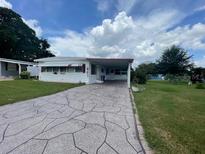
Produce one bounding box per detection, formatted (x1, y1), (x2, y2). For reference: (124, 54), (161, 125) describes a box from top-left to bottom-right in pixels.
(133, 81), (205, 154)
(0, 80), (82, 106)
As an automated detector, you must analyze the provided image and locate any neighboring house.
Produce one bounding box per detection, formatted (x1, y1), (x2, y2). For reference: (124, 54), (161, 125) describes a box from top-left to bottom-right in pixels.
(148, 74), (164, 80)
(0, 58), (34, 78)
(35, 57), (133, 88)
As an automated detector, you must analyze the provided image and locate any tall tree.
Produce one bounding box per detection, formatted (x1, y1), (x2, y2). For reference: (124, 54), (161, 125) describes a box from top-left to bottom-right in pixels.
(0, 7), (54, 61)
(157, 45), (193, 75)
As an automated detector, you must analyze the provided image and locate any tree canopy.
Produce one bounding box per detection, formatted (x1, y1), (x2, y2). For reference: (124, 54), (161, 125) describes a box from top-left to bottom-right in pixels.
(0, 7), (54, 61)
(157, 45), (193, 75)
(136, 63), (158, 75)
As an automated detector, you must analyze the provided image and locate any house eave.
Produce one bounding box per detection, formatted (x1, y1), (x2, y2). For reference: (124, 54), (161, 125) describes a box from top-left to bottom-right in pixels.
(0, 58), (35, 65)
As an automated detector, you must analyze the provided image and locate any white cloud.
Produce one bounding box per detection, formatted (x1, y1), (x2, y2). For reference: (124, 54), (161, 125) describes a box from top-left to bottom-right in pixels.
(194, 5), (205, 12)
(95, 0), (137, 13)
(22, 18), (43, 37)
(116, 0), (138, 13)
(96, 0), (110, 12)
(48, 11), (205, 66)
(0, 0), (12, 9)
(49, 30), (92, 56)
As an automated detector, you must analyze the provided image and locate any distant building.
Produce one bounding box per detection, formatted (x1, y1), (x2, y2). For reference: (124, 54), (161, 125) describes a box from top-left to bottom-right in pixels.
(148, 74), (164, 80)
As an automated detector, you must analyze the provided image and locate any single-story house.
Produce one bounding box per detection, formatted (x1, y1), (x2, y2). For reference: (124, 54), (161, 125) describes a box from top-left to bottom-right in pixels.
(35, 57), (133, 88)
(0, 58), (34, 78)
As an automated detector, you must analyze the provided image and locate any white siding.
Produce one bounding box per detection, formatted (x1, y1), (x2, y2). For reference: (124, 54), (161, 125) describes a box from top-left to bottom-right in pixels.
(39, 72), (88, 83)
(38, 60), (90, 84)
(27, 66), (39, 76)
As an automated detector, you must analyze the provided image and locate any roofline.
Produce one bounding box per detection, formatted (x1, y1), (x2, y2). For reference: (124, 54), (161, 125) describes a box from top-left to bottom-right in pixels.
(86, 57), (134, 63)
(0, 58), (34, 65)
(35, 57), (134, 63)
(34, 57), (87, 62)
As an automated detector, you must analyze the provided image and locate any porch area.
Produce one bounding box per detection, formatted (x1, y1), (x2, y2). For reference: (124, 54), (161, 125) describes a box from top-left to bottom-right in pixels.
(88, 58), (133, 88)
(0, 58), (34, 78)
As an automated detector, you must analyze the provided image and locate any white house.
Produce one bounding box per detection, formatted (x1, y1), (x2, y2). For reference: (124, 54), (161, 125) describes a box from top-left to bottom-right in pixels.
(35, 57), (133, 88)
(0, 58), (34, 78)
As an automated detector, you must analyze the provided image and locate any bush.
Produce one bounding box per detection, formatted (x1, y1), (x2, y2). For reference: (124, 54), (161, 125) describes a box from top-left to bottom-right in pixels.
(134, 70), (147, 84)
(196, 83), (205, 89)
(165, 74), (190, 84)
(20, 71), (30, 79)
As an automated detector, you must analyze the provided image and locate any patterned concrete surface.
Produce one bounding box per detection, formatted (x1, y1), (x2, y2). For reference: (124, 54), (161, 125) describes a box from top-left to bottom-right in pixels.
(0, 81), (144, 154)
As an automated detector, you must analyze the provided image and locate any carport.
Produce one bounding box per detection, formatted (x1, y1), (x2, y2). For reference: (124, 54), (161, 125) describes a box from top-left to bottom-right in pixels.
(87, 58), (133, 88)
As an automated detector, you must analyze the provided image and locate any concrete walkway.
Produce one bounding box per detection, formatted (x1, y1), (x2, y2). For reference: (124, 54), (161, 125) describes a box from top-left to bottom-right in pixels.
(0, 82), (144, 154)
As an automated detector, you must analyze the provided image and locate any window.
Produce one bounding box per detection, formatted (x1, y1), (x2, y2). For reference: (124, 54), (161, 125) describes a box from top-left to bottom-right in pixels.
(106, 68), (109, 75)
(5, 62), (8, 71)
(67, 67), (75, 72)
(47, 67), (52, 72)
(121, 71), (127, 75)
(82, 64), (86, 73)
(115, 69), (120, 75)
(16, 64), (19, 71)
(60, 67), (66, 73)
(91, 64), (96, 75)
(75, 66), (82, 72)
(121, 69), (127, 75)
(5, 63), (16, 71)
(41, 67), (47, 72)
(53, 67), (59, 74)
(53, 67), (59, 72)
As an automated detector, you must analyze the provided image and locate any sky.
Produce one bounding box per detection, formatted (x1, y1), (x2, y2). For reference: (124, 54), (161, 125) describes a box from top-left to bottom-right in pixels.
(0, 0), (205, 66)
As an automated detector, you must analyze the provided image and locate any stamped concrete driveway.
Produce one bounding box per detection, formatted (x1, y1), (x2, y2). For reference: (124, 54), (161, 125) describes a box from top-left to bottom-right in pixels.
(0, 82), (144, 154)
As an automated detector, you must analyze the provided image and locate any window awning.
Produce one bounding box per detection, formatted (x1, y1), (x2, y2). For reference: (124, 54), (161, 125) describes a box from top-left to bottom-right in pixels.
(38, 63), (83, 67)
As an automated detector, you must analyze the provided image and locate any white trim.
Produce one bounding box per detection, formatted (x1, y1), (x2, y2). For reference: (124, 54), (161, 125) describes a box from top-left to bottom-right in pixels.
(35, 57), (134, 63)
(0, 58), (34, 65)
(127, 63), (131, 88)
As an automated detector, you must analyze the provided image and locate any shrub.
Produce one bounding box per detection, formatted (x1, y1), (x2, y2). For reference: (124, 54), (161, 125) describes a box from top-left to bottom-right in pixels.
(20, 71), (30, 79)
(134, 70), (147, 84)
(196, 83), (205, 89)
(165, 74), (190, 84)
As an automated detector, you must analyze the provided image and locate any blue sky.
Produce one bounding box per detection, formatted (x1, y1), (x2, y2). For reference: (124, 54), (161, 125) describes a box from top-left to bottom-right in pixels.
(1, 0), (205, 66)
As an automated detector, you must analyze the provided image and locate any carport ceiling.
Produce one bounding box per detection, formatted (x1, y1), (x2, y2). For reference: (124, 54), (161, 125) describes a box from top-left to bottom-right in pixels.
(87, 58), (133, 67)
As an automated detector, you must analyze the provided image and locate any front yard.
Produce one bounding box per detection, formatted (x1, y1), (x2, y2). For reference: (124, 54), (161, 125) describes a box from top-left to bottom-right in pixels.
(134, 81), (205, 154)
(0, 80), (82, 106)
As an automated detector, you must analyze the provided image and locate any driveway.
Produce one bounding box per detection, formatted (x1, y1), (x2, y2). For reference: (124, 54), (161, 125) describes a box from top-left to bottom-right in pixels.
(0, 82), (144, 154)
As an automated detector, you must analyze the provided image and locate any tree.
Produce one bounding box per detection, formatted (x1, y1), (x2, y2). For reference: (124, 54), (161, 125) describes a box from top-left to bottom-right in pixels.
(191, 67), (205, 83)
(132, 63), (158, 84)
(157, 45), (193, 75)
(137, 63), (158, 75)
(0, 7), (54, 61)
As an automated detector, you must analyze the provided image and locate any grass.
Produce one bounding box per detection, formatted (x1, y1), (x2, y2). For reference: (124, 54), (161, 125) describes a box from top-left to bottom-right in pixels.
(133, 81), (205, 154)
(0, 80), (82, 106)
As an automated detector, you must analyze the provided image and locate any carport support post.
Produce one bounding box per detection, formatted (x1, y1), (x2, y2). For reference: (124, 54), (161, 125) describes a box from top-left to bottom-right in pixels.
(127, 63), (131, 88)
(18, 63), (21, 76)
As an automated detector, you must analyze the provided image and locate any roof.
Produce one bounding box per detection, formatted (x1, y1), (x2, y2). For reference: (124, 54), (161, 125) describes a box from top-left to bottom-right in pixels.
(35, 57), (134, 63)
(0, 58), (34, 65)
